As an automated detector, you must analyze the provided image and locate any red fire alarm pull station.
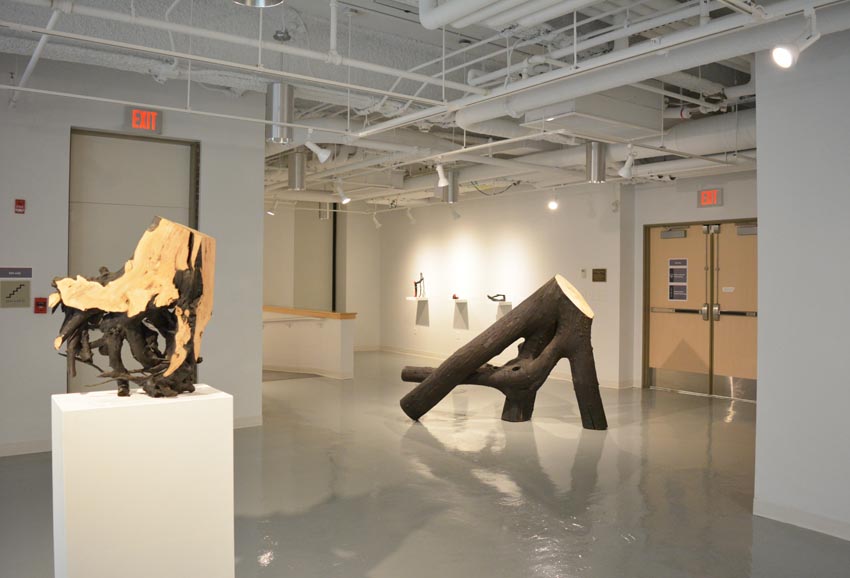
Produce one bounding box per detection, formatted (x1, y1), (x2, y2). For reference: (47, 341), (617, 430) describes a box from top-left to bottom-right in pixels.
(15, 199), (26, 214)
(34, 297), (47, 314)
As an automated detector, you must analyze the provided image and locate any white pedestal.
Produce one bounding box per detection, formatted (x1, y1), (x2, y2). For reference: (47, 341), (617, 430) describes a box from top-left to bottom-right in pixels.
(52, 385), (234, 578)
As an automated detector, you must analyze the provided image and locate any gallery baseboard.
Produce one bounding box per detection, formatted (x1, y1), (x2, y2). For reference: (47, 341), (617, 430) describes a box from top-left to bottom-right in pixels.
(234, 415), (263, 429)
(753, 498), (850, 541)
(354, 345), (382, 352)
(264, 364), (353, 380)
(0, 439), (51, 458)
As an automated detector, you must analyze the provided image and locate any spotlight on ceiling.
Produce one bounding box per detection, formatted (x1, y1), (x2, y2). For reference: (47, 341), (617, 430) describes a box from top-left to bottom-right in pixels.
(618, 145), (636, 179)
(335, 180), (351, 205)
(772, 9), (820, 69)
(547, 198), (559, 211)
(266, 199), (279, 216)
(436, 163), (449, 188)
(305, 141), (332, 164)
(233, 0), (287, 7)
(406, 207), (416, 224)
(372, 213), (382, 229)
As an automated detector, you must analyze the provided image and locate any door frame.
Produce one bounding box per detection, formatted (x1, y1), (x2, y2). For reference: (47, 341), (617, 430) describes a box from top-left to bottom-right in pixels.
(641, 217), (757, 393)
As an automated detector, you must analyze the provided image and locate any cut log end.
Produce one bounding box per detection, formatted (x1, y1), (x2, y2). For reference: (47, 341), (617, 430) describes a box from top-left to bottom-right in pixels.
(555, 274), (594, 319)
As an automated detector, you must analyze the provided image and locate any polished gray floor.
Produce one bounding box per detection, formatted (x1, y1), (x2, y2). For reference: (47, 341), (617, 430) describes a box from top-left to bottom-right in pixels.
(2, 352), (850, 577)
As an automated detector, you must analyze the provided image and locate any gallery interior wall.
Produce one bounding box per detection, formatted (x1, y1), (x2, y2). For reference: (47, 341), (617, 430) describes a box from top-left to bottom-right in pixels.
(263, 209), (295, 308)
(0, 57), (265, 456)
(339, 211), (382, 350)
(293, 205), (334, 311)
(376, 185), (625, 387)
(754, 33), (850, 540)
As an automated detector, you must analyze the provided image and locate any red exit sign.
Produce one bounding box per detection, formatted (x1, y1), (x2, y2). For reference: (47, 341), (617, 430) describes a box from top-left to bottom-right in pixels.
(698, 187), (723, 208)
(125, 106), (163, 134)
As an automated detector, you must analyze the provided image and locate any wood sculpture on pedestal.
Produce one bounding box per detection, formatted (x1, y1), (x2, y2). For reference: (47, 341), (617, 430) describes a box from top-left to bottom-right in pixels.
(400, 275), (607, 429)
(51, 217), (215, 397)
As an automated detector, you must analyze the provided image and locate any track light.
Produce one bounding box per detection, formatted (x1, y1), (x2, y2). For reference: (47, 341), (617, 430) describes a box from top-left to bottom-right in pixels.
(372, 213), (382, 229)
(266, 199), (279, 216)
(772, 9), (820, 69)
(335, 180), (351, 205)
(436, 163), (449, 188)
(618, 145), (636, 179)
(547, 197), (559, 211)
(305, 141), (332, 164)
(406, 207), (416, 224)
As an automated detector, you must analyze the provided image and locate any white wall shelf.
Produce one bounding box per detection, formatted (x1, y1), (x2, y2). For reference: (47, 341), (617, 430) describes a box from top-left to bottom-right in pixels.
(453, 299), (468, 304)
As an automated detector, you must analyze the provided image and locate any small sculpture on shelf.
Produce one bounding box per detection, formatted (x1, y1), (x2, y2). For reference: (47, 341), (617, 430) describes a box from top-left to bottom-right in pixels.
(487, 293), (506, 302)
(401, 275), (607, 429)
(51, 217), (216, 397)
(413, 272), (426, 299)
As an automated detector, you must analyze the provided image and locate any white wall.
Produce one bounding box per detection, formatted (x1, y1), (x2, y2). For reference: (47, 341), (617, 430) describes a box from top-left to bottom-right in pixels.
(340, 211), (382, 350)
(622, 170), (758, 386)
(754, 34), (850, 540)
(378, 185), (625, 387)
(263, 210), (295, 307)
(0, 58), (264, 456)
(293, 205), (334, 311)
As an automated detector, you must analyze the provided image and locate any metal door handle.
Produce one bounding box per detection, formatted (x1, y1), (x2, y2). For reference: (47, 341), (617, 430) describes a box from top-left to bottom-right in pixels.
(713, 303), (721, 321)
(701, 303), (709, 321)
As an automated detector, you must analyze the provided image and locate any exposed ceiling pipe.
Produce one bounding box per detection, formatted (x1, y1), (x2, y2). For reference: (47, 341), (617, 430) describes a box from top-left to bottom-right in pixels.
(7, 0), (484, 96)
(452, 0), (554, 28)
(418, 0), (496, 30)
(454, 0), (849, 134)
(629, 150), (756, 177)
(404, 109), (756, 191)
(656, 71), (727, 96)
(362, 0), (847, 140)
(8, 9), (60, 108)
(490, 0), (602, 29)
(725, 73), (756, 100)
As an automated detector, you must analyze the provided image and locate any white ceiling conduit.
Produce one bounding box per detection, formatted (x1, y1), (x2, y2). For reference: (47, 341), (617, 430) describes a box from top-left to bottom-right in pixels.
(402, 108), (756, 192)
(487, 0), (603, 30)
(361, 0), (850, 140)
(417, 0), (498, 30)
(454, 0), (850, 136)
(8, 0), (484, 97)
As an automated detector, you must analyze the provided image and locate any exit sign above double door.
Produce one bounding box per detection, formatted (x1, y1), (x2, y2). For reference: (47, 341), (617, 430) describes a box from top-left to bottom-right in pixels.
(125, 106), (163, 134)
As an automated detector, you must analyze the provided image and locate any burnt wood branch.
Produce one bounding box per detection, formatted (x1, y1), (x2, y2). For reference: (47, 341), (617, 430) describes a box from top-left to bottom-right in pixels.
(50, 217), (215, 397)
(399, 275), (607, 429)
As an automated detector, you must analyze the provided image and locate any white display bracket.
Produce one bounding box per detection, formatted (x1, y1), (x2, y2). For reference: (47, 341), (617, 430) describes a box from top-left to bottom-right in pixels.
(52, 385), (234, 578)
(496, 301), (513, 320)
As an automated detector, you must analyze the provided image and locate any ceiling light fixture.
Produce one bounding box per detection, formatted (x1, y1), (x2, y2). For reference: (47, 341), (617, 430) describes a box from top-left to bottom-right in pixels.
(436, 163), (449, 188)
(772, 8), (820, 69)
(233, 0), (287, 7)
(618, 145), (636, 179)
(586, 141), (608, 184)
(547, 197), (559, 211)
(372, 213), (382, 229)
(305, 141), (332, 164)
(406, 207), (416, 224)
(266, 199), (279, 216)
(335, 180), (351, 205)
(266, 82), (295, 144)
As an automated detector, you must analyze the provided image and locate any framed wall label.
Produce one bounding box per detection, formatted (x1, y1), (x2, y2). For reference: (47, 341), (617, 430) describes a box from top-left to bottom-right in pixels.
(592, 268), (607, 282)
(0, 268), (32, 278)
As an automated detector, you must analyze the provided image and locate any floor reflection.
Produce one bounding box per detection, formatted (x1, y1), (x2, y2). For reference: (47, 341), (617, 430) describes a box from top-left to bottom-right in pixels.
(2, 352), (850, 577)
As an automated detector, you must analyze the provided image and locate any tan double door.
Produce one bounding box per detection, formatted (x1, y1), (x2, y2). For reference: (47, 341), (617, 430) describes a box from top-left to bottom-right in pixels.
(646, 222), (757, 400)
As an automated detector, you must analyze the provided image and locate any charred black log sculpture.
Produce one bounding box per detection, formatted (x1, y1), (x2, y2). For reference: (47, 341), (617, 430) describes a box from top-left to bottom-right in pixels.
(400, 275), (607, 429)
(50, 217), (216, 397)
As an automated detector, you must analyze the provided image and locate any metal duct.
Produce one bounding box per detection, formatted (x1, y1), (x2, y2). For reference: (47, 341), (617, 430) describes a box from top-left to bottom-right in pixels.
(442, 170), (459, 204)
(586, 142), (607, 183)
(288, 148), (307, 191)
(266, 82), (295, 144)
(319, 203), (331, 220)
